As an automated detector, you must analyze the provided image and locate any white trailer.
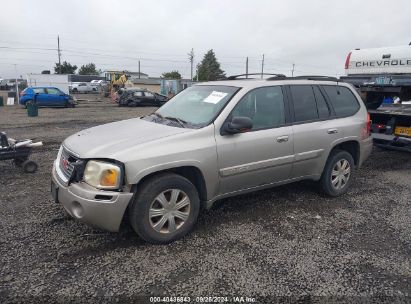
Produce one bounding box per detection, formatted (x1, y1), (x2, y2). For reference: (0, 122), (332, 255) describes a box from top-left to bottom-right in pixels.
(26, 74), (70, 94)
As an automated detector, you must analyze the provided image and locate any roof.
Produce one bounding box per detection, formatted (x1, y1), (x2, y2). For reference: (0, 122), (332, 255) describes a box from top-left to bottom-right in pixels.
(103, 70), (148, 76)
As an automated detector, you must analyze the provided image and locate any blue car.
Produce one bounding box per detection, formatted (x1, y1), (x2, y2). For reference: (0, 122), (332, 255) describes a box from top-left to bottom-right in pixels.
(20, 87), (75, 108)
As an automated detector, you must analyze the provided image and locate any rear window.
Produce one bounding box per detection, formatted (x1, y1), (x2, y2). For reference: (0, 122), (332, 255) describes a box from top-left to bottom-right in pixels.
(322, 85), (360, 117)
(290, 85), (318, 122)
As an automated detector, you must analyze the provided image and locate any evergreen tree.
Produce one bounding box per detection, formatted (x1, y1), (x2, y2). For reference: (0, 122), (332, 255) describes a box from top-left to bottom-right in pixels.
(194, 50), (226, 81)
(78, 63), (99, 75)
(54, 61), (77, 74)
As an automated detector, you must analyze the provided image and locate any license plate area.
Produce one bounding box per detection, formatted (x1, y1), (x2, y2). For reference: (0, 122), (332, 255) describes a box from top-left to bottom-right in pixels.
(51, 181), (59, 204)
(395, 126), (411, 137)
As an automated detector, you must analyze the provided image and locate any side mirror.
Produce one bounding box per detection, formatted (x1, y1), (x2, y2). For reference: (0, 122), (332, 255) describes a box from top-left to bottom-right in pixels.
(224, 116), (253, 134)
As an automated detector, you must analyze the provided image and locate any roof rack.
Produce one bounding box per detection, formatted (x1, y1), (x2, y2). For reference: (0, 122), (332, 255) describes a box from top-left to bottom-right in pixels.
(226, 73), (286, 80)
(266, 75), (339, 82)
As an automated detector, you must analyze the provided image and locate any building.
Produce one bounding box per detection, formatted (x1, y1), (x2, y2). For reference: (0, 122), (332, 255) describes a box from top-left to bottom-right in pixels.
(101, 70), (149, 82)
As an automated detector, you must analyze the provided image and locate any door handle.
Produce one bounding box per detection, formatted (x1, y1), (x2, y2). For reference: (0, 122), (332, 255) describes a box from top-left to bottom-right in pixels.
(327, 128), (339, 134)
(276, 135), (289, 143)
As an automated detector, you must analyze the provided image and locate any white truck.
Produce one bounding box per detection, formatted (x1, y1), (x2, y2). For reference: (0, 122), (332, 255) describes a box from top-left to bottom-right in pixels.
(341, 44), (411, 152)
(69, 82), (96, 94)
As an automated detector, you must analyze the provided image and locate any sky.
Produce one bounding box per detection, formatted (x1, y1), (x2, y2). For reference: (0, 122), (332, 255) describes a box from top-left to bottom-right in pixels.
(0, 0), (410, 79)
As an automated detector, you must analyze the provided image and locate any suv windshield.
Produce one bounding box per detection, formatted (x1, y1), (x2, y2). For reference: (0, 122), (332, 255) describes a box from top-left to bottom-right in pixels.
(152, 85), (239, 128)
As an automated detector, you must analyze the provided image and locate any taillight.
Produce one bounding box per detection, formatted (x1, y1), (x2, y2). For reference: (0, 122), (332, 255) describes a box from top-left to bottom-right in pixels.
(20, 91), (25, 97)
(344, 51), (352, 70)
(365, 112), (371, 137)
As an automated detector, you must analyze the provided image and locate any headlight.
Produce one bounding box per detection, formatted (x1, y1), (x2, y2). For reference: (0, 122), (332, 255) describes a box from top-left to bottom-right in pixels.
(83, 160), (122, 190)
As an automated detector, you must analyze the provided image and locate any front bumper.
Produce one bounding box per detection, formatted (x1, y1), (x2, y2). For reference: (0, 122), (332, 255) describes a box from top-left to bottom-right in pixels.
(52, 162), (133, 232)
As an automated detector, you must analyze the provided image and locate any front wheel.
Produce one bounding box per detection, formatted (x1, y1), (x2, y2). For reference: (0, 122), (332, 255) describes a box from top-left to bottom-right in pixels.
(320, 150), (354, 197)
(128, 173), (200, 244)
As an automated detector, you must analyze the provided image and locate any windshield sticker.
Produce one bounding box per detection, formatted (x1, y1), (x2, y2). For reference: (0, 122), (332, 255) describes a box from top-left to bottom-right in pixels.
(203, 91), (228, 104)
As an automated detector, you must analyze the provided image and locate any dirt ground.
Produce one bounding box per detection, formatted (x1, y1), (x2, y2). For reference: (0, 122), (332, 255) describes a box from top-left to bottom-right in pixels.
(0, 95), (410, 303)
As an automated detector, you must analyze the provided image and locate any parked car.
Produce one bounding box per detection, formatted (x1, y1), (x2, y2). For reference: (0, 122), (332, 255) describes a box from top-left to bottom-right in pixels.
(0, 79), (7, 90)
(69, 82), (95, 93)
(118, 88), (168, 107)
(20, 87), (75, 107)
(90, 80), (107, 87)
(6, 79), (26, 90)
(51, 75), (372, 244)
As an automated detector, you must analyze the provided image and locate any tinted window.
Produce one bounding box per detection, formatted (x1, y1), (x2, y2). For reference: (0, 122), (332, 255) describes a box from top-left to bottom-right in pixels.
(144, 92), (154, 97)
(313, 86), (330, 119)
(290, 85), (318, 122)
(231, 86), (285, 130)
(323, 85), (360, 117)
(133, 91), (143, 97)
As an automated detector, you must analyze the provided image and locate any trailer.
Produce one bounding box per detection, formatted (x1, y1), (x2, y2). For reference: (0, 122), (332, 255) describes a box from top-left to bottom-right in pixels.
(341, 44), (411, 152)
(26, 74), (70, 94)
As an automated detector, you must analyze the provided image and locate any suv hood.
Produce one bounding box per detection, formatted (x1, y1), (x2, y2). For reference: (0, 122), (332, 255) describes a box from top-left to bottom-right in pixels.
(63, 118), (190, 159)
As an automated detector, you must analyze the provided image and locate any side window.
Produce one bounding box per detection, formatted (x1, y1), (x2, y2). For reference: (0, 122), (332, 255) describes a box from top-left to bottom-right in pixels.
(231, 86), (285, 130)
(322, 85), (360, 117)
(290, 85), (318, 122)
(46, 88), (59, 95)
(313, 86), (330, 119)
(144, 92), (154, 98)
(33, 88), (45, 94)
(133, 91), (144, 97)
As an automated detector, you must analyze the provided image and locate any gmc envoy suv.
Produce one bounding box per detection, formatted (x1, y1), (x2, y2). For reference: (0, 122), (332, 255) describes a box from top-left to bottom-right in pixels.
(51, 75), (372, 244)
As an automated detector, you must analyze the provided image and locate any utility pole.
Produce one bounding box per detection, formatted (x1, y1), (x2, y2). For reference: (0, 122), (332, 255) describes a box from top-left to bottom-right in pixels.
(291, 63), (295, 77)
(188, 48), (194, 81)
(246, 57), (249, 78)
(261, 54), (265, 78)
(57, 35), (61, 74)
(138, 60), (140, 79)
(14, 64), (19, 105)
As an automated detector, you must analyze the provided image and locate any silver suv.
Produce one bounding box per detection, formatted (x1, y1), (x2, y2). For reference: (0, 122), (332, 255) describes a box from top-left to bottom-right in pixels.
(51, 75), (373, 244)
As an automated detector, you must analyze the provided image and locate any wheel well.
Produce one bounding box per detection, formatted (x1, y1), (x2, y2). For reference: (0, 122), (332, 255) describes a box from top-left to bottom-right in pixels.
(135, 166), (208, 201)
(331, 141), (360, 166)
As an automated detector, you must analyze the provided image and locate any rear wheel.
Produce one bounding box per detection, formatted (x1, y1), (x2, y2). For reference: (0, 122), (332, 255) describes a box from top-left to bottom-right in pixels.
(320, 150), (354, 197)
(128, 173), (200, 244)
(22, 160), (38, 173)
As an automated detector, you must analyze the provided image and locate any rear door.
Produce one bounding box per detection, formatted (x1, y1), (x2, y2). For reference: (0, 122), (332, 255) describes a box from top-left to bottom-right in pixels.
(288, 85), (341, 178)
(33, 88), (47, 105)
(215, 86), (294, 195)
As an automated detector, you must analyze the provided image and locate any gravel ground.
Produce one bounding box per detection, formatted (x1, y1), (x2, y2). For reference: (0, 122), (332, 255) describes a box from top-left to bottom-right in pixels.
(0, 95), (410, 303)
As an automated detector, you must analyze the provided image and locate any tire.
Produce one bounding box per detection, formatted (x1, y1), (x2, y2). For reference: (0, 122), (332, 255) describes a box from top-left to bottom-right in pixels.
(66, 102), (75, 108)
(128, 173), (200, 244)
(72, 89), (78, 94)
(127, 100), (137, 107)
(22, 160), (38, 173)
(320, 150), (355, 197)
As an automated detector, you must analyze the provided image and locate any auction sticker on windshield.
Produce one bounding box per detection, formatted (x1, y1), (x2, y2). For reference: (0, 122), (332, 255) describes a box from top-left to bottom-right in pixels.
(203, 91), (228, 104)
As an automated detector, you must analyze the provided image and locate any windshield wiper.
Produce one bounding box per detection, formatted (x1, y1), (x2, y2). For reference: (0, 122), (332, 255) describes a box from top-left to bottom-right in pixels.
(151, 112), (164, 119)
(164, 116), (187, 128)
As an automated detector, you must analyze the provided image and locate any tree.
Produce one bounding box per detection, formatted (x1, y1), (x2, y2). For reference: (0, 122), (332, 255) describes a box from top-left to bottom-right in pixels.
(78, 63), (99, 75)
(194, 49), (226, 81)
(54, 61), (77, 74)
(162, 70), (182, 79)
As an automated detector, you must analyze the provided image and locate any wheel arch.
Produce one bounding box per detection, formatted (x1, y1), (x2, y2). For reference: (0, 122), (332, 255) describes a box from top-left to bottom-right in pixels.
(130, 165), (208, 202)
(328, 140), (360, 167)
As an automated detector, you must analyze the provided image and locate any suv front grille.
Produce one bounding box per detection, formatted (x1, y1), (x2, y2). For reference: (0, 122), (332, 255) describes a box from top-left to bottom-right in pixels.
(59, 147), (79, 180)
